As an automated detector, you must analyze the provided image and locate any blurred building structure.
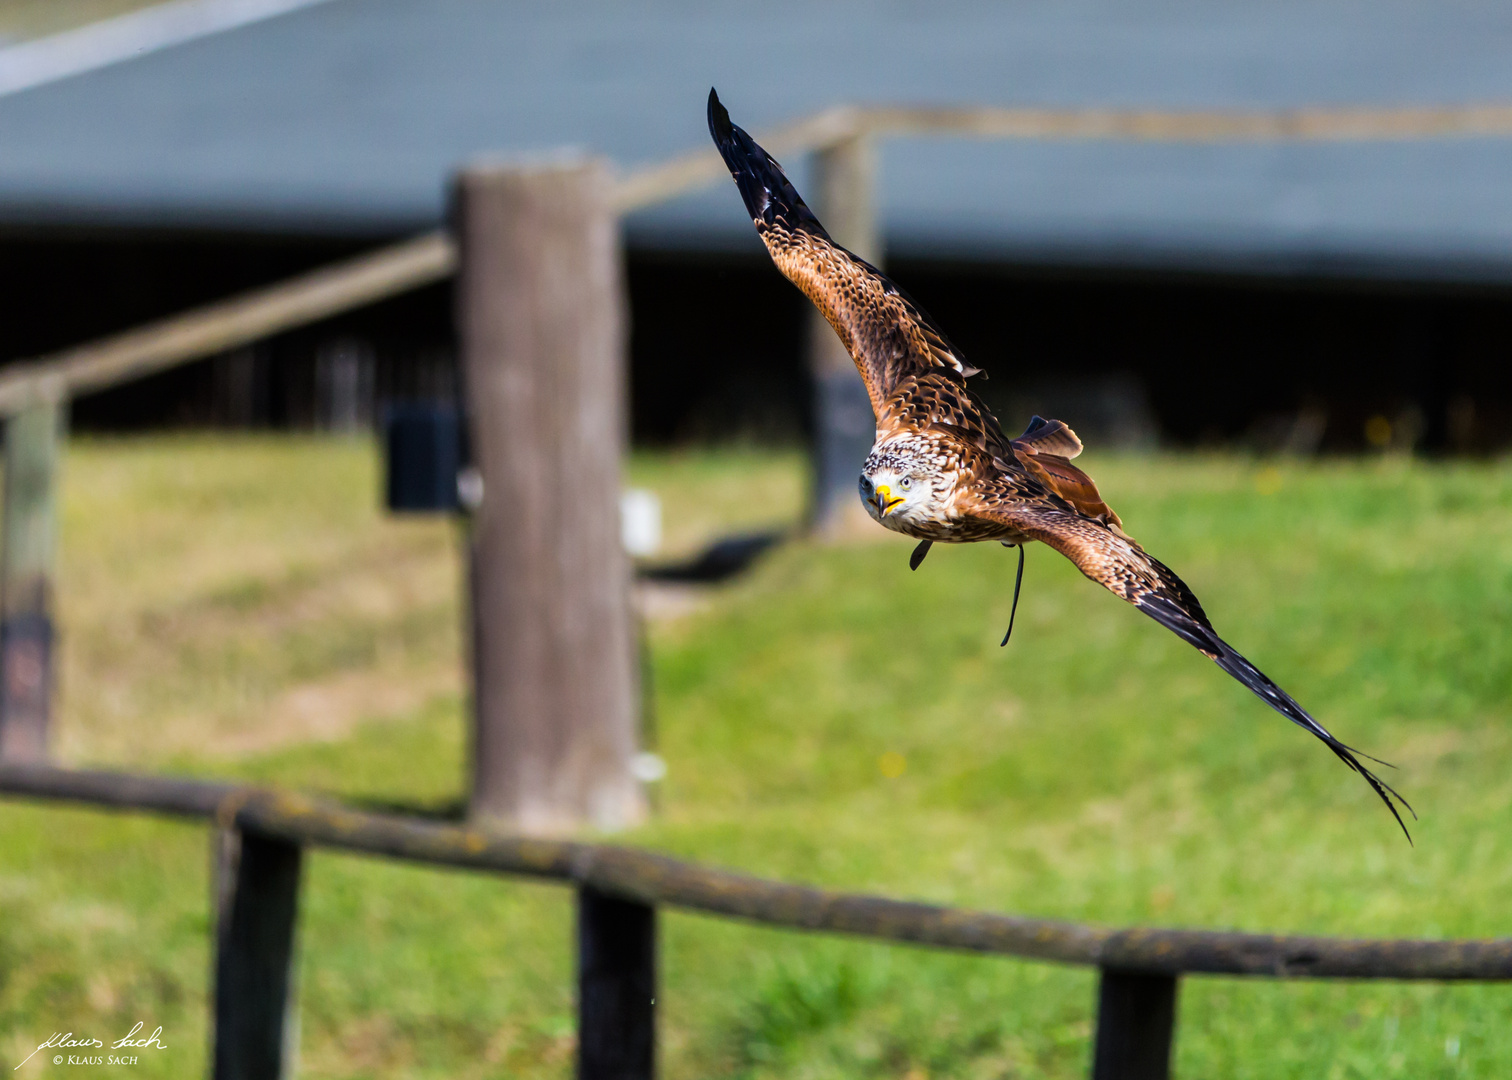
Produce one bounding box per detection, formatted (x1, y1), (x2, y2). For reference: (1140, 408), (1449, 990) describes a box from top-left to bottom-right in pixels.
(5, 0), (1512, 449)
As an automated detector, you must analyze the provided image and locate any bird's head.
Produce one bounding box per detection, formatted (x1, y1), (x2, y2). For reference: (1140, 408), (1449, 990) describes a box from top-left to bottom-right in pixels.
(860, 455), (937, 527)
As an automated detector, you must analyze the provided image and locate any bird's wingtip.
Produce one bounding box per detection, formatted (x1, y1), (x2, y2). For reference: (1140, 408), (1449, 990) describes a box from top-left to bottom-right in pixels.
(707, 87), (732, 142)
(704, 87), (829, 238)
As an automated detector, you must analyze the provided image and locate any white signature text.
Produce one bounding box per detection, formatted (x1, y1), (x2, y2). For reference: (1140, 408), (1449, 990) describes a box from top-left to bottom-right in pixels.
(14, 1023), (166, 1069)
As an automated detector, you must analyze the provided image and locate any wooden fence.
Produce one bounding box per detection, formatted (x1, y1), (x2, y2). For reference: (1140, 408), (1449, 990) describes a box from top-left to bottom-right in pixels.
(3, 101), (1512, 1077)
(4, 762), (1511, 1080)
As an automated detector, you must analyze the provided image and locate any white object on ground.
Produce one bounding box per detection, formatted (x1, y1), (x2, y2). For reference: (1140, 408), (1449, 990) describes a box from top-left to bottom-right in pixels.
(630, 752), (667, 783)
(455, 466), (484, 511)
(620, 488), (661, 557)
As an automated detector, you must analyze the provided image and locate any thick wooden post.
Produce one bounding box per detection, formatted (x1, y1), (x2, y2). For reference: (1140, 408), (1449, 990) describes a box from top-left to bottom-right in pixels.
(808, 134), (880, 533)
(213, 829), (302, 1080)
(1091, 969), (1178, 1080)
(455, 157), (644, 834)
(0, 400), (63, 762)
(577, 886), (655, 1080)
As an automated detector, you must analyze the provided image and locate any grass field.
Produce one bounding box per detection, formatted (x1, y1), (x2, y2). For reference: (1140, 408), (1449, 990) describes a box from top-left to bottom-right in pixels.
(3, 435), (1511, 1078)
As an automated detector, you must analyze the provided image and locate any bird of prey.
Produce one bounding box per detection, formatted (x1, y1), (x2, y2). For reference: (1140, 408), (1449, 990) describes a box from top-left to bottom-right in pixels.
(707, 88), (1412, 839)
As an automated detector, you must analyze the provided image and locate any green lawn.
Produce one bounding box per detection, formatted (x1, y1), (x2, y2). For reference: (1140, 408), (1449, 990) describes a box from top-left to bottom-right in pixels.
(3, 438), (1511, 1078)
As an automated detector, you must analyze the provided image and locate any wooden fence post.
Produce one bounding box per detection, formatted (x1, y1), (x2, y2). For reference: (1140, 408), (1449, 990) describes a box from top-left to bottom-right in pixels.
(213, 828), (303, 1080)
(808, 134), (880, 533)
(577, 886), (656, 1080)
(1090, 968), (1178, 1080)
(0, 399), (63, 762)
(455, 157), (644, 834)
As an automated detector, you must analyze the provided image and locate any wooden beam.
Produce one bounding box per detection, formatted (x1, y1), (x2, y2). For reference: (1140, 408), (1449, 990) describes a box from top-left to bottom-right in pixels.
(577, 886), (656, 1080)
(0, 231), (455, 417)
(455, 157), (644, 834)
(1091, 969), (1178, 1080)
(0, 401), (62, 762)
(863, 103), (1512, 143)
(213, 828), (303, 1080)
(6, 764), (1512, 982)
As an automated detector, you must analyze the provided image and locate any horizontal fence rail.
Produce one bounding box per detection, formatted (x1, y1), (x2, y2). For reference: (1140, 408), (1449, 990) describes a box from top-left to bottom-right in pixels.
(2, 761), (1508, 982)
(0, 232), (455, 416)
(6, 100), (1512, 417)
(866, 102), (1512, 142)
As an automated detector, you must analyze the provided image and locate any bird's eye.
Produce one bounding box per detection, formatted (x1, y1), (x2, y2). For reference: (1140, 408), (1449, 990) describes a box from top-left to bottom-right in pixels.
(900, 477), (912, 490)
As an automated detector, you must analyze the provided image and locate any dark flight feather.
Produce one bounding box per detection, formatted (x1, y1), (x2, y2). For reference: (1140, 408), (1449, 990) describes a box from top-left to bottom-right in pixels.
(707, 88), (830, 239)
(991, 500), (1414, 841)
(708, 88), (979, 417)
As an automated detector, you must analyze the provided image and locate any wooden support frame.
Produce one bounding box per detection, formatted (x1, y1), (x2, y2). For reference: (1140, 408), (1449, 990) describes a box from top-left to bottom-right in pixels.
(577, 886), (656, 1080)
(1091, 968), (1178, 1080)
(0, 400), (62, 762)
(454, 157), (644, 834)
(5, 94), (1512, 1080)
(213, 828), (303, 1080)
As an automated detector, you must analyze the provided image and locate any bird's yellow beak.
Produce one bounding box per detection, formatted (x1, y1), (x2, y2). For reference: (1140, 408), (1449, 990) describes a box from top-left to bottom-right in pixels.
(871, 484), (904, 516)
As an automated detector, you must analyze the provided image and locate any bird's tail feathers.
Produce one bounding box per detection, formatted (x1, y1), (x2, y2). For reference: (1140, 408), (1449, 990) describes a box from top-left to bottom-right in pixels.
(1135, 588), (1414, 842)
(707, 88), (829, 239)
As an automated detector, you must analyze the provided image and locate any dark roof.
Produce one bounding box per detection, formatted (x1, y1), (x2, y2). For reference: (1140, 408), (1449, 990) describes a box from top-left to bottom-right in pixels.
(4, 0), (1512, 281)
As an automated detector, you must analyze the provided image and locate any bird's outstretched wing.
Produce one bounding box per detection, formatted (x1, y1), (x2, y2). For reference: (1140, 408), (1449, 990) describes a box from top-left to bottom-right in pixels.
(708, 89), (978, 416)
(968, 489), (1414, 840)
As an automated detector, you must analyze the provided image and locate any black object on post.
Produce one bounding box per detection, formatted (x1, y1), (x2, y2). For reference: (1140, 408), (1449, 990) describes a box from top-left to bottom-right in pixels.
(577, 886), (655, 1080)
(214, 829), (303, 1080)
(1091, 968), (1178, 1080)
(384, 402), (462, 512)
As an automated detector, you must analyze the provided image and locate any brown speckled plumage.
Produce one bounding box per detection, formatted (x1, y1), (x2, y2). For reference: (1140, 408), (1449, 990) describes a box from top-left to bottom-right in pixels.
(708, 89), (1411, 838)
